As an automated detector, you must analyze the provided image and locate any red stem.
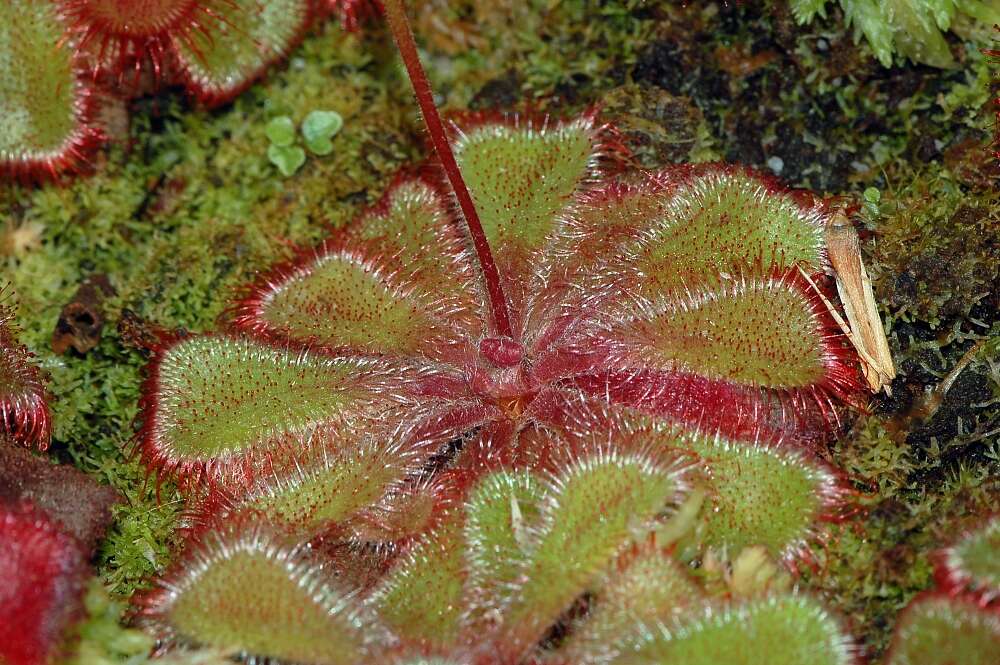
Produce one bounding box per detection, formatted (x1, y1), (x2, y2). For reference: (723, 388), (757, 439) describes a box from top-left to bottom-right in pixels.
(381, 0), (513, 339)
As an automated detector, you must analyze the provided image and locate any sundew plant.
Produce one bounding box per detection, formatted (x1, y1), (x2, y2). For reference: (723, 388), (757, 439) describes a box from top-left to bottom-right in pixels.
(0, 1), (998, 665)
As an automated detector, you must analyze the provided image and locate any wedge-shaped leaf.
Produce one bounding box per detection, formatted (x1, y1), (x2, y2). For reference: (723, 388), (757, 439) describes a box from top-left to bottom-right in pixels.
(135, 520), (377, 665)
(369, 516), (466, 650)
(138, 334), (415, 487)
(561, 539), (703, 663)
(192, 424), (423, 536)
(463, 470), (546, 624)
(0, 0), (100, 181)
(612, 594), (854, 665)
(0, 500), (88, 665)
(622, 167), (825, 298)
(451, 113), (605, 310)
(885, 593), (1000, 665)
(172, 0), (312, 106)
(232, 237), (474, 361)
(0, 306), (51, 448)
(347, 176), (480, 313)
(681, 432), (843, 562)
(499, 448), (687, 656)
(935, 515), (1000, 605)
(605, 275), (832, 390)
(570, 270), (860, 442)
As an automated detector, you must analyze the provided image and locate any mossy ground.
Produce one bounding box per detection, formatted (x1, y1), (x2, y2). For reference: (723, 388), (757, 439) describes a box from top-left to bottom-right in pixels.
(1, 0), (997, 660)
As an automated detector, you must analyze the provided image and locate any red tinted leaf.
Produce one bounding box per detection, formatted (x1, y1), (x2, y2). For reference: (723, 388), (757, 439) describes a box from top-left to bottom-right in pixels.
(0, 500), (88, 665)
(0, 303), (51, 448)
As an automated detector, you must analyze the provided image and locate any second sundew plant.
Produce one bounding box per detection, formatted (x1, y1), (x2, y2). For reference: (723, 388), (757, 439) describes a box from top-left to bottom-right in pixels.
(127, 1), (891, 663)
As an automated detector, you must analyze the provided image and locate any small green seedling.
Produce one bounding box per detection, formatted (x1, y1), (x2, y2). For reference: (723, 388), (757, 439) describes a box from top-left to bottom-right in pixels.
(265, 112), (343, 176)
(302, 110), (344, 155)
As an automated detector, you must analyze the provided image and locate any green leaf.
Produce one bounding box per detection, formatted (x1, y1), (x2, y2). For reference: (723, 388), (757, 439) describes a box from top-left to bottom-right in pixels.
(680, 432), (841, 560)
(562, 541), (703, 662)
(788, 0), (829, 23)
(452, 116), (601, 297)
(172, 0), (311, 105)
(629, 169), (825, 298)
(139, 523), (375, 665)
(369, 517), (467, 649)
(265, 116), (297, 147)
(938, 515), (1000, 602)
(267, 144), (306, 177)
(139, 335), (408, 487)
(464, 471), (546, 621)
(233, 238), (471, 359)
(580, 420), (842, 563)
(844, 0), (896, 67)
(886, 594), (1000, 665)
(0, 0), (96, 179)
(886, 0), (955, 68)
(607, 276), (829, 389)
(202, 431), (420, 536)
(346, 178), (481, 318)
(613, 594), (853, 665)
(500, 449), (686, 654)
(302, 110), (343, 155)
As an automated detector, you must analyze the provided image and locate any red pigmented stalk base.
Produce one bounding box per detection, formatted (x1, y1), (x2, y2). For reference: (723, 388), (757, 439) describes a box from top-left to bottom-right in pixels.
(381, 0), (513, 339)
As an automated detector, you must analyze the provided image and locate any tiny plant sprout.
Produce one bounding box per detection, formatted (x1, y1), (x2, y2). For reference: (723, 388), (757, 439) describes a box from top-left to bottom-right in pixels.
(302, 110), (344, 155)
(267, 144), (307, 177)
(266, 116), (297, 147)
(266, 116), (305, 176)
(862, 186), (881, 219)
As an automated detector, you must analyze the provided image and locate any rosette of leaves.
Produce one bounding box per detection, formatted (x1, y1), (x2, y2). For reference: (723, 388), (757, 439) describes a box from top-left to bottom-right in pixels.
(135, 107), (861, 559)
(130, 1), (873, 660)
(2, 0), (318, 181)
(130, 106), (871, 664)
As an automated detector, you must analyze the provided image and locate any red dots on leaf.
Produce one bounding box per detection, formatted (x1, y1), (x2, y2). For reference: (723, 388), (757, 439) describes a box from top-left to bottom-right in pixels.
(0, 302), (51, 449)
